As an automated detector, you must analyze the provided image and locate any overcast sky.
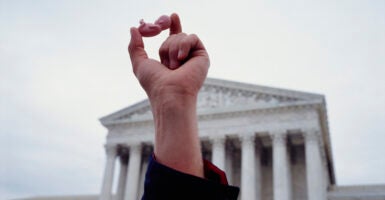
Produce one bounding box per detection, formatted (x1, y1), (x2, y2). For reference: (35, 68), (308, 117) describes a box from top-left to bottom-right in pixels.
(1, 0), (384, 199)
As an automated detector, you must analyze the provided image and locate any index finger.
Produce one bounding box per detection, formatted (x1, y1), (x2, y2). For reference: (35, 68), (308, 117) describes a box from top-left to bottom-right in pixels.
(128, 27), (148, 72)
(169, 13), (182, 35)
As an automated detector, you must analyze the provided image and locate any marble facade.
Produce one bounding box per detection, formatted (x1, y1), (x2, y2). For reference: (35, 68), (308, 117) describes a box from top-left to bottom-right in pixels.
(98, 78), (334, 200)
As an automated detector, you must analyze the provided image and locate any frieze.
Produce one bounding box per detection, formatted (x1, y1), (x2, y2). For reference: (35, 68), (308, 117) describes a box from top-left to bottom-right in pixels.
(197, 85), (298, 111)
(109, 84), (303, 122)
(116, 105), (152, 121)
(104, 101), (322, 131)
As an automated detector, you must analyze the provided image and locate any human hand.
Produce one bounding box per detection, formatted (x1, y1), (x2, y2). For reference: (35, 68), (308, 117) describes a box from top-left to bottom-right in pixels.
(128, 13), (208, 177)
(128, 13), (210, 104)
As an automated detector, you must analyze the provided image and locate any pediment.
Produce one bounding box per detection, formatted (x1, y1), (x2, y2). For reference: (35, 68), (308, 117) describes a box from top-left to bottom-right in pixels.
(100, 78), (323, 125)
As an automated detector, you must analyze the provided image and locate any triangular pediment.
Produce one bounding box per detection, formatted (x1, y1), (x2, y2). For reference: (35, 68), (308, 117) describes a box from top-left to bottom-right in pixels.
(100, 78), (324, 125)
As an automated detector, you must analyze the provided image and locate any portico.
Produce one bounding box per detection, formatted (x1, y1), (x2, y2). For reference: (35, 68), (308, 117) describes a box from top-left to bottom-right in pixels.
(99, 78), (335, 200)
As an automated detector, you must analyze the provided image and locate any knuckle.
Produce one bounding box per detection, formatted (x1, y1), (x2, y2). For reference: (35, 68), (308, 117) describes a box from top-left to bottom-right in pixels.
(189, 33), (198, 40)
(128, 43), (133, 54)
(177, 32), (187, 37)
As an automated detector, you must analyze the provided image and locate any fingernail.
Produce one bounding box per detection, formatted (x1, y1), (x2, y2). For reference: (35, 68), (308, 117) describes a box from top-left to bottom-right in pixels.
(177, 49), (183, 60)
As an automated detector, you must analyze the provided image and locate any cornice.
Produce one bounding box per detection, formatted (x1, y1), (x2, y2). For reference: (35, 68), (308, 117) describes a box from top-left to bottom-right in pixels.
(99, 99), (150, 126)
(204, 77), (324, 101)
(102, 99), (323, 128)
(317, 98), (336, 184)
(198, 99), (322, 121)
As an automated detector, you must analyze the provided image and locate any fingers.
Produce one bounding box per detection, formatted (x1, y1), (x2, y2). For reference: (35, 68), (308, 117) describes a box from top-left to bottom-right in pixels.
(128, 27), (148, 73)
(159, 33), (185, 69)
(159, 45), (170, 67)
(168, 42), (181, 69)
(169, 13), (182, 35)
(178, 34), (200, 60)
(159, 33), (207, 70)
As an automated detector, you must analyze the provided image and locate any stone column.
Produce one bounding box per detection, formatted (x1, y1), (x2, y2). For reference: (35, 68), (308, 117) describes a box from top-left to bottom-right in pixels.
(255, 140), (262, 200)
(124, 144), (142, 200)
(240, 134), (257, 200)
(116, 154), (128, 200)
(225, 145), (234, 185)
(211, 136), (226, 170)
(305, 130), (327, 200)
(100, 145), (117, 200)
(138, 158), (149, 199)
(272, 133), (291, 200)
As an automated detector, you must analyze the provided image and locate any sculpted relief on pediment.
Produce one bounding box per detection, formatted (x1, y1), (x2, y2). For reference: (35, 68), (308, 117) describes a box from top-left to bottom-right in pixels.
(116, 105), (152, 121)
(197, 85), (298, 111)
(116, 85), (300, 121)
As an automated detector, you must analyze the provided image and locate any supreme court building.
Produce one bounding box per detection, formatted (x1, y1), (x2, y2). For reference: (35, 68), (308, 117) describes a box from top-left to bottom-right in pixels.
(18, 78), (385, 200)
(97, 78), (385, 200)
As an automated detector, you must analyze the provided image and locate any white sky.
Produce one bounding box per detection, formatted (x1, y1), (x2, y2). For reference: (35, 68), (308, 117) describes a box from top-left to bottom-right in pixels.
(1, 0), (384, 199)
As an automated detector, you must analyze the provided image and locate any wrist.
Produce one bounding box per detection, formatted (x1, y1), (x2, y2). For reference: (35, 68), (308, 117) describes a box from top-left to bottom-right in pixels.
(150, 93), (197, 113)
(149, 92), (204, 177)
(150, 92), (198, 138)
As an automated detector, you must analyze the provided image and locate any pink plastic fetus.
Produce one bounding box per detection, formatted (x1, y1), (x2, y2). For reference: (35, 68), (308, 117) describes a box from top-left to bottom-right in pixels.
(138, 15), (171, 37)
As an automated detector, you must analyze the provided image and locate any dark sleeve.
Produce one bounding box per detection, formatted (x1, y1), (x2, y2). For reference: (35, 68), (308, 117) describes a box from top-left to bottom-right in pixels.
(141, 155), (240, 200)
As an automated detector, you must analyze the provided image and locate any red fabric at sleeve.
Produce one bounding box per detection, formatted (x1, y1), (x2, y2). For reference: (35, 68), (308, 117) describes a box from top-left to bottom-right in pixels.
(203, 159), (229, 185)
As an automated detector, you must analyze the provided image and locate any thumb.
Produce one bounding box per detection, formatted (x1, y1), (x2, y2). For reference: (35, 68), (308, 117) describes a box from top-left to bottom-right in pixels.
(128, 27), (148, 71)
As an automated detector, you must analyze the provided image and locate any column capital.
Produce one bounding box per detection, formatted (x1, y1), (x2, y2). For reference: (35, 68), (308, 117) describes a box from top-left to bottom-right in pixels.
(270, 132), (287, 145)
(304, 130), (321, 144)
(303, 128), (322, 144)
(104, 144), (117, 157)
(128, 143), (142, 154)
(239, 132), (255, 144)
(210, 136), (226, 145)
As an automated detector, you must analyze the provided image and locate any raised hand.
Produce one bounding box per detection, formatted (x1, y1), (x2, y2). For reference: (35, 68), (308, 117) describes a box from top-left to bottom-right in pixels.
(128, 13), (209, 177)
(129, 13), (209, 103)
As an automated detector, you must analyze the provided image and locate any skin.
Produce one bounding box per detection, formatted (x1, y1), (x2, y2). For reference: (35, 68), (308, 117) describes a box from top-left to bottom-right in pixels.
(128, 13), (209, 178)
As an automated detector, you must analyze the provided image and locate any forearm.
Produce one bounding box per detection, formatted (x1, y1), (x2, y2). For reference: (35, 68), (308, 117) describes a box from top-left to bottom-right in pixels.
(150, 93), (204, 178)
